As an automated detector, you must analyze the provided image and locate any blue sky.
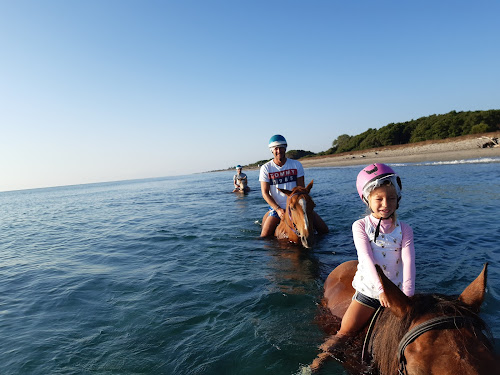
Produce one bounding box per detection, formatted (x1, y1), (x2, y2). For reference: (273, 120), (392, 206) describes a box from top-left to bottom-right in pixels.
(1, 0), (499, 191)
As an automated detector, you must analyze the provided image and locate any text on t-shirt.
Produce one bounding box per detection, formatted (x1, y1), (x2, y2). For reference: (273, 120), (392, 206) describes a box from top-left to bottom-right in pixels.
(268, 169), (298, 185)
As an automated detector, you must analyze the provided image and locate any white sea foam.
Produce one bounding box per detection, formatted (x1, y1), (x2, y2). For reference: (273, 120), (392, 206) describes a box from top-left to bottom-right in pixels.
(391, 157), (500, 167)
(294, 365), (312, 375)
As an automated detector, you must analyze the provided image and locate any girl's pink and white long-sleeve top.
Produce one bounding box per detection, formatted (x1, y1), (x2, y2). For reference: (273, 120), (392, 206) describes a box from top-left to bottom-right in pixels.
(351, 215), (415, 298)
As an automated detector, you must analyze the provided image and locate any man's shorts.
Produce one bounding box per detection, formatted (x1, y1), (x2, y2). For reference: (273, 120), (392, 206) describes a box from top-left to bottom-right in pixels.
(353, 291), (381, 309)
(267, 207), (280, 218)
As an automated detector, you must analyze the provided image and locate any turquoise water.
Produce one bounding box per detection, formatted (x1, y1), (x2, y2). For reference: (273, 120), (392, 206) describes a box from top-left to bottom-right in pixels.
(1, 160), (499, 375)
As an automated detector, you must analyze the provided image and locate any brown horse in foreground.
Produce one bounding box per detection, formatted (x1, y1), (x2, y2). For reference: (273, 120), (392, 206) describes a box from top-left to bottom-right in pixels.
(312, 260), (497, 374)
(275, 180), (316, 248)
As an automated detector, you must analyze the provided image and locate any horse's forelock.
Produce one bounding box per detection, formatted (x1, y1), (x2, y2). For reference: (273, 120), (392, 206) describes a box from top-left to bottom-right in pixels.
(289, 188), (314, 206)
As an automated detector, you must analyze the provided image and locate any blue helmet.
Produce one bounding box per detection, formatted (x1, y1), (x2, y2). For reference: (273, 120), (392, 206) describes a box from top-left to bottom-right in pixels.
(235, 165), (242, 169)
(268, 134), (287, 151)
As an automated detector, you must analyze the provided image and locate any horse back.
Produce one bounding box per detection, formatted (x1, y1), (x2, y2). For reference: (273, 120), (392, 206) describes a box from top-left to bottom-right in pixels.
(323, 260), (358, 318)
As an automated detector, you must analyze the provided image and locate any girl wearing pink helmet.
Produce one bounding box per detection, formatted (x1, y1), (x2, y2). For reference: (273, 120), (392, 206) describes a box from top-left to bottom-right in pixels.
(315, 163), (415, 364)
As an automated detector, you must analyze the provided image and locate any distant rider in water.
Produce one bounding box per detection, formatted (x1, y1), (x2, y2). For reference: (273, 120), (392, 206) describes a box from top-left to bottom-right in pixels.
(233, 165), (249, 192)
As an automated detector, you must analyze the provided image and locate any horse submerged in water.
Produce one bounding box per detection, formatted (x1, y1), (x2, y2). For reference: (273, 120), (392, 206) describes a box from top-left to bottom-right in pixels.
(274, 180), (317, 248)
(233, 177), (250, 193)
(310, 260), (498, 374)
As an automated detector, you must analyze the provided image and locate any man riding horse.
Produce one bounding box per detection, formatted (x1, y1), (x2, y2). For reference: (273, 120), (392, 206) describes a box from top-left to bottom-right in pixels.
(258, 134), (328, 238)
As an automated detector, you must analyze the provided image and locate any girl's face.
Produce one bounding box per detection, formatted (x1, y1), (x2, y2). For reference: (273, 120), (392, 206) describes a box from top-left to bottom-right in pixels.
(368, 184), (398, 219)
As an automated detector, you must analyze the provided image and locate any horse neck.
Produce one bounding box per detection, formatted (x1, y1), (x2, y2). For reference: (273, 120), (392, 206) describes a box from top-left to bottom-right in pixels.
(371, 309), (411, 374)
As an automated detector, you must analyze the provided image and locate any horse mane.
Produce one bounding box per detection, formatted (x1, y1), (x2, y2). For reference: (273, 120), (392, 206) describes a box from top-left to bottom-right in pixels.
(371, 293), (494, 375)
(289, 185), (312, 197)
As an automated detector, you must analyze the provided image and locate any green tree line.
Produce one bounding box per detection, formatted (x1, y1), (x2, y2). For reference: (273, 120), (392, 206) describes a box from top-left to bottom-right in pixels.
(320, 109), (500, 156)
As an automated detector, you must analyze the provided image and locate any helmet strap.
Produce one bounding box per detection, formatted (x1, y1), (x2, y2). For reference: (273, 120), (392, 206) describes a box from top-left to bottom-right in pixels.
(373, 213), (394, 242)
(374, 217), (383, 242)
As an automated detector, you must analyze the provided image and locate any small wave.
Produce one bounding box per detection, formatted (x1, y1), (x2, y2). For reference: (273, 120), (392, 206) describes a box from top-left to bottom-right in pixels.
(391, 157), (500, 167)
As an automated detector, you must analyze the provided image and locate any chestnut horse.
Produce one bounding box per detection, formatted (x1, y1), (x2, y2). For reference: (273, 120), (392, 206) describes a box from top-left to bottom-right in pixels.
(275, 180), (316, 248)
(233, 177), (250, 193)
(311, 260), (497, 374)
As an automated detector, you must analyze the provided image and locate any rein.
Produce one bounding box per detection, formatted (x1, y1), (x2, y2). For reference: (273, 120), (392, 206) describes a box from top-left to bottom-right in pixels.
(362, 306), (384, 363)
(286, 192), (306, 236)
(397, 315), (487, 375)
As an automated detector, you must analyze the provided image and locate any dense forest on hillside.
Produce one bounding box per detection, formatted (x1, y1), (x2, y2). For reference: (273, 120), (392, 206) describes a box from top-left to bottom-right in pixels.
(246, 110), (500, 167)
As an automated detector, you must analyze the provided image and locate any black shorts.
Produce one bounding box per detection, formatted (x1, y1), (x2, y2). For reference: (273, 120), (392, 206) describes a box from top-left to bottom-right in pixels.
(353, 291), (381, 309)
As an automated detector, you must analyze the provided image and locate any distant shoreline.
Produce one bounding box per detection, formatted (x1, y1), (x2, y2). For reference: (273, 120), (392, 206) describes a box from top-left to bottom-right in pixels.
(237, 132), (500, 171)
(300, 132), (500, 168)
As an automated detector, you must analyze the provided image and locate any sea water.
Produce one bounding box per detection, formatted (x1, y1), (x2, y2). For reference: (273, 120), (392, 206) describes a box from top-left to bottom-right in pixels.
(1, 159), (499, 375)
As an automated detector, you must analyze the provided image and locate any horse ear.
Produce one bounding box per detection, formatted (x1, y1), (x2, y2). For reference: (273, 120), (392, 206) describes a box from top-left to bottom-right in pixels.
(376, 264), (411, 318)
(458, 263), (487, 313)
(306, 180), (313, 192)
(278, 188), (293, 196)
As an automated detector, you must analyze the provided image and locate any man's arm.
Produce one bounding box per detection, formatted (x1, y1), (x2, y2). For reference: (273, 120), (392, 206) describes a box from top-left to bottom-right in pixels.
(297, 176), (305, 187)
(260, 181), (277, 208)
(260, 181), (285, 218)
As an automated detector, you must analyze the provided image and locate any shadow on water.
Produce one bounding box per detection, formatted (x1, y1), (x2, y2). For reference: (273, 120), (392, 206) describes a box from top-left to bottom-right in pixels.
(264, 240), (322, 293)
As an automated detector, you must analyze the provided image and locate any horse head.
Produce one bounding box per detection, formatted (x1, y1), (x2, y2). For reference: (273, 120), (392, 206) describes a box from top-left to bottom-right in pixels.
(277, 180), (316, 248)
(239, 178), (247, 190)
(373, 263), (497, 375)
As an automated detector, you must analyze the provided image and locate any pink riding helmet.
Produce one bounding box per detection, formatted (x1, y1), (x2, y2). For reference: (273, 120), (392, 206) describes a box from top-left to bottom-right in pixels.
(356, 163), (402, 204)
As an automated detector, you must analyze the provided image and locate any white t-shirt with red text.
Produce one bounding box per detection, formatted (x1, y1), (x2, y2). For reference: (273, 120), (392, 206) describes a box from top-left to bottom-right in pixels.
(259, 158), (304, 208)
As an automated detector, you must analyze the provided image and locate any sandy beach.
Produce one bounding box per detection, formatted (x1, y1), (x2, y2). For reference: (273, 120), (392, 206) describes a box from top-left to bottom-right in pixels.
(297, 132), (500, 168)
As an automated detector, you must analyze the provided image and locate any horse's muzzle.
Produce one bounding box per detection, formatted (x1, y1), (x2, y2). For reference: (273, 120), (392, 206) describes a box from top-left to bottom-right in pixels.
(300, 234), (314, 248)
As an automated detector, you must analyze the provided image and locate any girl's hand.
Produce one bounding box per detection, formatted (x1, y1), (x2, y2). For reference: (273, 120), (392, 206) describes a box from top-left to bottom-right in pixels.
(379, 292), (390, 308)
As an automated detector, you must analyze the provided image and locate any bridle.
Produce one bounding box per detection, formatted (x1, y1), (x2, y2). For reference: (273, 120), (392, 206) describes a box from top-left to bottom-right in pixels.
(397, 315), (488, 375)
(285, 192), (309, 237)
(362, 309), (489, 375)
